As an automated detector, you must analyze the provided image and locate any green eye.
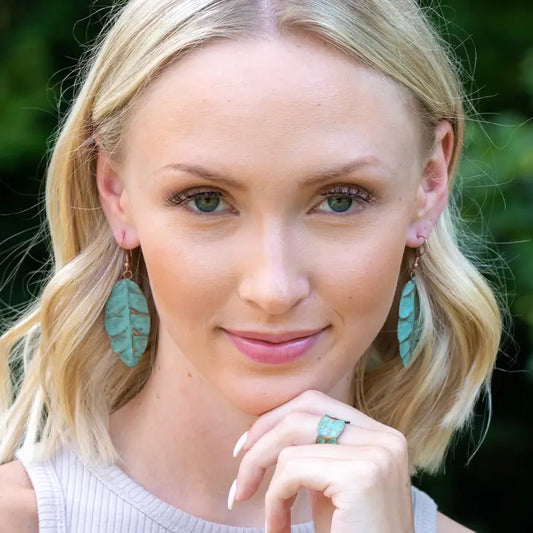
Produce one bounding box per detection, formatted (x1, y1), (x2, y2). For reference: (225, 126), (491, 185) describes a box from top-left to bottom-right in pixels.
(318, 185), (374, 215)
(326, 196), (353, 213)
(193, 192), (222, 212)
(167, 189), (228, 214)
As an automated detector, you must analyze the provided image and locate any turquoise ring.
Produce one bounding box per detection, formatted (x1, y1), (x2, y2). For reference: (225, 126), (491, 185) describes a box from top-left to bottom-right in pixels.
(315, 414), (350, 444)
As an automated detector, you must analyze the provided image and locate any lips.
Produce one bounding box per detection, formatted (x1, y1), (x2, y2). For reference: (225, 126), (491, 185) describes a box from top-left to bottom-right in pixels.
(224, 328), (324, 343)
(224, 327), (326, 364)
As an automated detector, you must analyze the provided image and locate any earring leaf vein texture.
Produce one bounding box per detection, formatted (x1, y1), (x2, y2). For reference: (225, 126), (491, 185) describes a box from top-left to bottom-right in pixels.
(104, 279), (151, 367)
(397, 277), (418, 367)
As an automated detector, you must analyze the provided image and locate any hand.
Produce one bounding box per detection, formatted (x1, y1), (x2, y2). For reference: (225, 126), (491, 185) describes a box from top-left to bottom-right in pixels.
(230, 390), (415, 533)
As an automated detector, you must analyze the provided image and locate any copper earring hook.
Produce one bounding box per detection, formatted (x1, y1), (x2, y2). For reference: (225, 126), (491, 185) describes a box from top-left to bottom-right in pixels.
(410, 235), (427, 278)
(123, 250), (133, 280)
(120, 231), (133, 280)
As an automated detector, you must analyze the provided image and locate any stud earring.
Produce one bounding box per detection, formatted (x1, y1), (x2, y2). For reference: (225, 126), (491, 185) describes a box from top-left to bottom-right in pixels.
(397, 237), (426, 367)
(104, 248), (151, 367)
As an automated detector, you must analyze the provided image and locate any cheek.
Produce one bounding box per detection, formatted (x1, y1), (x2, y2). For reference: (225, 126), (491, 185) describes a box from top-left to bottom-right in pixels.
(138, 228), (232, 333)
(318, 230), (406, 346)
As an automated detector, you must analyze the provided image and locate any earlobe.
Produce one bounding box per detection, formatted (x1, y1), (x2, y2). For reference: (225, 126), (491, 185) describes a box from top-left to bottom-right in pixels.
(406, 120), (454, 247)
(96, 144), (140, 249)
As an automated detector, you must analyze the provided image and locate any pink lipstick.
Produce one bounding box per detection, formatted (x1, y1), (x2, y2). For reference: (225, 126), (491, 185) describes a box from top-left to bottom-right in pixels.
(224, 328), (325, 364)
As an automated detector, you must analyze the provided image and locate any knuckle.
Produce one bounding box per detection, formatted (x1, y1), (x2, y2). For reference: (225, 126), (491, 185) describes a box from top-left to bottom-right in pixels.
(373, 446), (392, 471)
(300, 389), (322, 403)
(359, 448), (393, 484)
(360, 459), (383, 488)
(387, 431), (409, 460)
(277, 445), (295, 466)
(280, 412), (302, 433)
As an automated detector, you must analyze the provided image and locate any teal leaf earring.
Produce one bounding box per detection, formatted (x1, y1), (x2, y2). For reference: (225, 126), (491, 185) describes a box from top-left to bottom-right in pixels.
(104, 249), (150, 367)
(397, 238), (426, 367)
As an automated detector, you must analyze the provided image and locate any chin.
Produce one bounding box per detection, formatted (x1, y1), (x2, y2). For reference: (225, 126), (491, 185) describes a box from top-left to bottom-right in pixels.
(222, 378), (322, 416)
(231, 392), (293, 416)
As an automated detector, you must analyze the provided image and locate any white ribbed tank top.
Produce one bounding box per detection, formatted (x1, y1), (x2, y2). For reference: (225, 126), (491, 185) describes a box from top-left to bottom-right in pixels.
(17, 446), (437, 532)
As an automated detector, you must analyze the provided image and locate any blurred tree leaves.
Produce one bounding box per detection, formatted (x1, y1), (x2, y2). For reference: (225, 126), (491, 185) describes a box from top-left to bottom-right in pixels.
(460, 116), (533, 326)
(0, 1), (86, 168)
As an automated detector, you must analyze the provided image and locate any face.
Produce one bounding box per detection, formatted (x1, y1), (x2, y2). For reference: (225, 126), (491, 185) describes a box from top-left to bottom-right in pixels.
(99, 33), (450, 415)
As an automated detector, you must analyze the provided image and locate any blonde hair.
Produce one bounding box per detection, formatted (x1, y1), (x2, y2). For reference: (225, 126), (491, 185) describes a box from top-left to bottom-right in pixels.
(0, 0), (501, 473)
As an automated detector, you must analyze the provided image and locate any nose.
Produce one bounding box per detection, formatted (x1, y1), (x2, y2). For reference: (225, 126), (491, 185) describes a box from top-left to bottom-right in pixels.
(237, 221), (310, 315)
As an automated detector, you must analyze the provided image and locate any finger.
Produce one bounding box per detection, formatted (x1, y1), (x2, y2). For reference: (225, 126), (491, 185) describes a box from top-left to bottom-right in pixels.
(266, 449), (411, 533)
(241, 390), (397, 455)
(265, 455), (353, 533)
(236, 414), (408, 501)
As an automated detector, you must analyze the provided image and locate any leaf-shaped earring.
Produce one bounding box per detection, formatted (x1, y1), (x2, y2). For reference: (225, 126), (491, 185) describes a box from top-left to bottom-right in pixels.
(104, 249), (150, 367)
(397, 238), (426, 367)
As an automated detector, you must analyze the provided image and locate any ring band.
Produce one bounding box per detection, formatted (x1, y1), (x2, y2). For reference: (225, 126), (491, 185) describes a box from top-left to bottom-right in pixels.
(315, 414), (350, 444)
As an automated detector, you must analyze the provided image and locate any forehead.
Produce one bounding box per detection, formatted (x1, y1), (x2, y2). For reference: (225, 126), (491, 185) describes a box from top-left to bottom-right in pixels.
(123, 33), (422, 176)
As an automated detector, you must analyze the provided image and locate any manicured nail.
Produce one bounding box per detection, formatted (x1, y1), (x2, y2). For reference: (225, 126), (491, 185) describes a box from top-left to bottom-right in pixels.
(227, 479), (237, 510)
(232, 430), (248, 458)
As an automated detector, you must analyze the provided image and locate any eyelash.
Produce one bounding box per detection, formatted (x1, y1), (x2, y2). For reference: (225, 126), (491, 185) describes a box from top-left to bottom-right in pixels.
(165, 184), (377, 216)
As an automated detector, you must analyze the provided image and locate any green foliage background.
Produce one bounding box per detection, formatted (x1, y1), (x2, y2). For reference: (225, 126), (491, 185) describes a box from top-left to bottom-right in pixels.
(0, 1), (531, 531)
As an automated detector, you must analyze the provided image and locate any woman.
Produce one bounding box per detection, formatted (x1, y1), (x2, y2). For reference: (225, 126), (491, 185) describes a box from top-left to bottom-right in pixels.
(0, 0), (501, 531)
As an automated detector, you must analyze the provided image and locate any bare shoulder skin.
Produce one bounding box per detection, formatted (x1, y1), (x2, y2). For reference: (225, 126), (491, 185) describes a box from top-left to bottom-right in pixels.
(438, 511), (476, 533)
(0, 460), (38, 533)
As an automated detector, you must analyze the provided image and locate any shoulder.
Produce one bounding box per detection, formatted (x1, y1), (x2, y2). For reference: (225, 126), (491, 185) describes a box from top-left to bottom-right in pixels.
(0, 460), (38, 533)
(437, 511), (476, 533)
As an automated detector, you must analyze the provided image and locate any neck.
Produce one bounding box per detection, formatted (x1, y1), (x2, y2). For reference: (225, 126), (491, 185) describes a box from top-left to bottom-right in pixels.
(109, 341), (311, 527)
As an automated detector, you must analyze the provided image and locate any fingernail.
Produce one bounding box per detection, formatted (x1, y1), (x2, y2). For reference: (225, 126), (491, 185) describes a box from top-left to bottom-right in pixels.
(232, 430), (248, 458)
(264, 517), (268, 532)
(227, 479), (237, 510)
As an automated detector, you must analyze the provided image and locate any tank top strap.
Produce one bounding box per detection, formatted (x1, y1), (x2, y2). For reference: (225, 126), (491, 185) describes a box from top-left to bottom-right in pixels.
(412, 485), (438, 532)
(16, 447), (67, 533)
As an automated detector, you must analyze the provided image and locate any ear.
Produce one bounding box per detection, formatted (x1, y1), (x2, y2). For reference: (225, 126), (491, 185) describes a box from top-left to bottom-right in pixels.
(96, 144), (140, 249)
(406, 120), (454, 247)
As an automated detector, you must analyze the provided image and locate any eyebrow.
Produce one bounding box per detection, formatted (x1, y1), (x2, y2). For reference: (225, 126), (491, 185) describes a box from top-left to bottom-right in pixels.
(153, 156), (387, 188)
